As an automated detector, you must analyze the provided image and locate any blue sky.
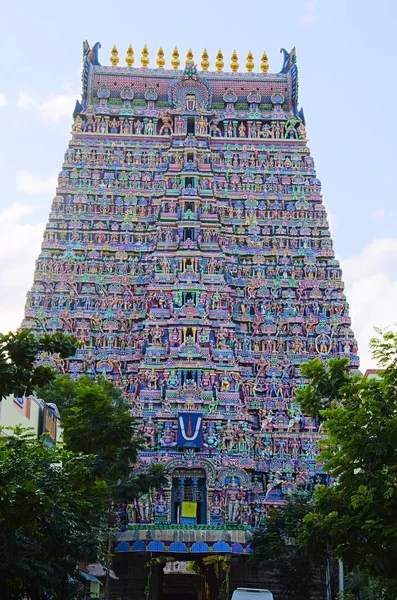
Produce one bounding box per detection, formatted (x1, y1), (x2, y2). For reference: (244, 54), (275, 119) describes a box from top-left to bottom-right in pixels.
(0, 0), (396, 369)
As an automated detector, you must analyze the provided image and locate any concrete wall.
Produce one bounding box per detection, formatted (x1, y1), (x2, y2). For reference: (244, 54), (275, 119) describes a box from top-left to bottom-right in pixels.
(0, 395), (42, 435)
(0, 394), (61, 442)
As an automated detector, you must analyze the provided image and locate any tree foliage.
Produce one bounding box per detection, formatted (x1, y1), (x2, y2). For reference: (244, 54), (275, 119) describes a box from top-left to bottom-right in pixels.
(37, 374), (168, 520)
(249, 497), (323, 600)
(0, 427), (107, 600)
(296, 332), (397, 594)
(114, 462), (168, 505)
(0, 330), (79, 400)
(37, 374), (141, 485)
(0, 331), (168, 597)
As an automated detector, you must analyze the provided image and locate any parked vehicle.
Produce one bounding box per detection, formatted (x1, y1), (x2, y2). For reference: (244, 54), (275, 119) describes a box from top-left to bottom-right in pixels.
(231, 588), (274, 600)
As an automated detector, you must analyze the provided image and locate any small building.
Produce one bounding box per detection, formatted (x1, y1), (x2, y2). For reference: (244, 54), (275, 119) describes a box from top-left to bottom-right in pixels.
(363, 369), (383, 380)
(0, 394), (60, 443)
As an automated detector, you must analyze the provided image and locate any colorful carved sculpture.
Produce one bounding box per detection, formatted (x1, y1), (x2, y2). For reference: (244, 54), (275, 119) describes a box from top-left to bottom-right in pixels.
(22, 43), (359, 547)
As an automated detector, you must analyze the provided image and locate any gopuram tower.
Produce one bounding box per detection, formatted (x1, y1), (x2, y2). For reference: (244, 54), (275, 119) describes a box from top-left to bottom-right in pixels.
(22, 42), (358, 593)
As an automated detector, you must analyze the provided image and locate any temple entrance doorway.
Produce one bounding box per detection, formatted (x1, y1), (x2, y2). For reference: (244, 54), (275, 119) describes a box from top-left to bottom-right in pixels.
(171, 468), (207, 524)
(162, 561), (203, 600)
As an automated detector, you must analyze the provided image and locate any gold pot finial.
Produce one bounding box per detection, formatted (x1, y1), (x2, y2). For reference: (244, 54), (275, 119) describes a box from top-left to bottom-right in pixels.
(230, 49), (239, 72)
(246, 50), (254, 72)
(157, 46), (165, 68)
(141, 44), (149, 67)
(110, 45), (119, 66)
(186, 48), (194, 63)
(126, 44), (134, 67)
(261, 51), (269, 73)
(201, 48), (209, 71)
(171, 46), (180, 70)
(215, 49), (224, 71)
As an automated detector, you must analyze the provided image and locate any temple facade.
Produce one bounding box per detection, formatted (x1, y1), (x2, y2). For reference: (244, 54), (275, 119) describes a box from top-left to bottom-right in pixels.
(22, 42), (358, 563)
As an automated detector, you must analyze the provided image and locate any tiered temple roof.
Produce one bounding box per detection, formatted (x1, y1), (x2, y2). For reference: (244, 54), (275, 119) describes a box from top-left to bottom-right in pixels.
(23, 41), (358, 555)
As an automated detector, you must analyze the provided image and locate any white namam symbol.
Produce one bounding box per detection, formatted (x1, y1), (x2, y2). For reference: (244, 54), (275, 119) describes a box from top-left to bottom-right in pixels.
(185, 94), (196, 111)
(178, 414), (202, 441)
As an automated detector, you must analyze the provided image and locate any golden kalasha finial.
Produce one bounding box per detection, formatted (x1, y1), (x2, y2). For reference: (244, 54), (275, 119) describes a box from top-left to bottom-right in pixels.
(126, 44), (134, 67)
(246, 50), (254, 72)
(230, 49), (239, 72)
(215, 49), (224, 71)
(141, 44), (149, 67)
(261, 51), (269, 73)
(157, 46), (165, 68)
(186, 48), (194, 63)
(171, 46), (180, 70)
(201, 48), (209, 71)
(110, 45), (119, 66)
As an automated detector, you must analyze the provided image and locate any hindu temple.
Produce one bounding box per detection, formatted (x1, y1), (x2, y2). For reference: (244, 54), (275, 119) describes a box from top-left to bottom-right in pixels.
(22, 41), (358, 599)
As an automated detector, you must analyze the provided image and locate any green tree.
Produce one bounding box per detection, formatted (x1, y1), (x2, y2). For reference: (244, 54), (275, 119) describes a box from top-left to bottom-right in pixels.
(297, 332), (397, 597)
(38, 374), (141, 484)
(0, 334), (163, 598)
(0, 330), (78, 400)
(114, 461), (168, 500)
(0, 427), (107, 600)
(249, 496), (324, 600)
(37, 375), (167, 559)
(38, 375), (168, 600)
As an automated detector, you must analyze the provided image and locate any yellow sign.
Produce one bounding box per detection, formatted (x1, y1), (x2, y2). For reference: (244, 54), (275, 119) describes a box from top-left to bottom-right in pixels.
(181, 502), (197, 519)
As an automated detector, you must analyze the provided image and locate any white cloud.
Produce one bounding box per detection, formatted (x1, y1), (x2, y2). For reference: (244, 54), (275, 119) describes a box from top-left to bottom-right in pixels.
(39, 94), (77, 122)
(342, 238), (397, 282)
(0, 202), (40, 222)
(17, 170), (57, 195)
(300, 0), (317, 23)
(341, 238), (397, 371)
(17, 90), (77, 123)
(0, 203), (45, 334)
(0, 92), (7, 107)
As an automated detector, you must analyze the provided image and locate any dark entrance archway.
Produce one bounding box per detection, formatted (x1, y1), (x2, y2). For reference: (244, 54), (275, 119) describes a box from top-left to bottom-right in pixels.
(171, 468), (207, 525)
(162, 564), (203, 600)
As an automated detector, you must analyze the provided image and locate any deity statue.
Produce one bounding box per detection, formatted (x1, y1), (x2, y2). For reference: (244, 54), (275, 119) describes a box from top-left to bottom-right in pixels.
(297, 121), (307, 139)
(134, 119), (143, 134)
(225, 477), (242, 522)
(209, 495), (224, 525)
(151, 324), (163, 345)
(160, 422), (177, 447)
(141, 418), (157, 447)
(238, 122), (246, 137)
(220, 373), (231, 392)
(209, 117), (222, 137)
(73, 115), (83, 132)
(265, 472), (283, 499)
(175, 116), (184, 134)
(203, 422), (218, 448)
(109, 118), (119, 133)
(196, 115), (208, 135)
(153, 489), (168, 519)
(137, 493), (151, 522)
(284, 114), (301, 139)
(146, 119), (155, 135)
(221, 420), (235, 450)
(159, 112), (173, 135)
